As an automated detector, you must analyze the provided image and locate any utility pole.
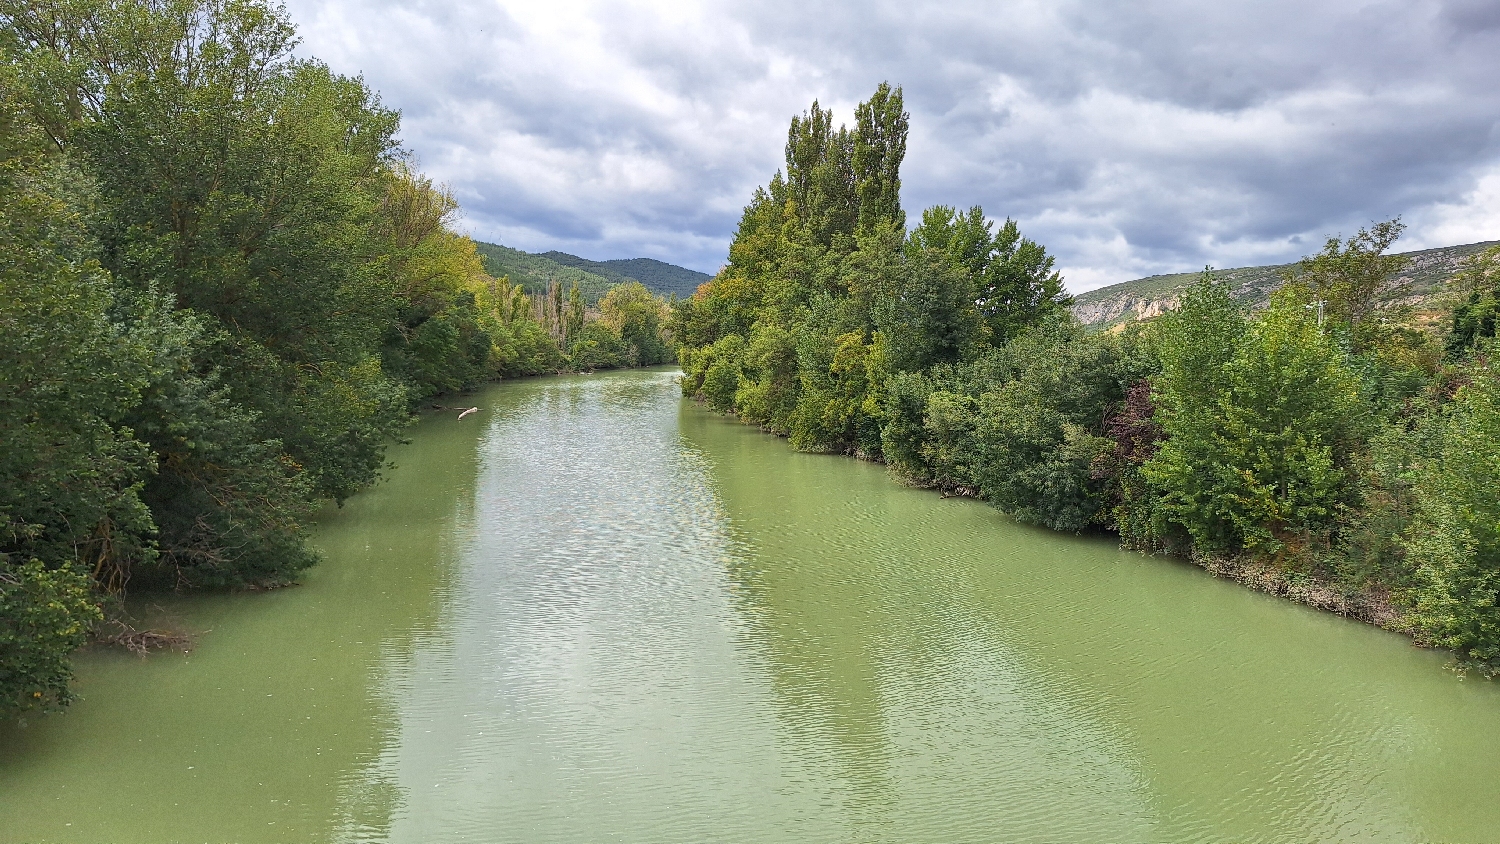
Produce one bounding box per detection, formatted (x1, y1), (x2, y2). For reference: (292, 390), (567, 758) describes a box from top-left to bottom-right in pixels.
(1305, 299), (1325, 328)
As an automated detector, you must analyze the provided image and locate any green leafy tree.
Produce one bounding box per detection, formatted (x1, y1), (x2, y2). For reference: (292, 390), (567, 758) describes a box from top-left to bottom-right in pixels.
(1404, 344), (1500, 668)
(733, 319), (800, 432)
(852, 82), (907, 234)
(565, 282), (586, 341)
(687, 334), (747, 414)
(783, 101), (857, 249)
(0, 84), (142, 711)
(978, 219), (1071, 345)
(1445, 245), (1500, 358)
(969, 324), (1137, 531)
(0, 157), (156, 587)
(1146, 279), (1366, 557)
(881, 370), (936, 481)
(869, 247), (978, 373)
(599, 281), (670, 366)
(1, 560), (102, 714)
(566, 321), (627, 372)
(1285, 219), (1410, 350)
(904, 205), (1069, 348)
(378, 164), (497, 400)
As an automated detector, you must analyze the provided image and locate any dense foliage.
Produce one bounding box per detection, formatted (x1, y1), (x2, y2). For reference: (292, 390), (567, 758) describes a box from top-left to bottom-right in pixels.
(0, 0), (672, 716)
(680, 88), (1500, 674)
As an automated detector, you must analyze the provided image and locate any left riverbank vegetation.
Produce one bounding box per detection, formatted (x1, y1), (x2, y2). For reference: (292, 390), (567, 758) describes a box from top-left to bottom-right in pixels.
(675, 84), (1500, 677)
(0, 0), (674, 717)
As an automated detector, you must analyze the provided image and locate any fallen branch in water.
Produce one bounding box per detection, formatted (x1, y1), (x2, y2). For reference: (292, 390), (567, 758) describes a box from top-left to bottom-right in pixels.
(428, 404), (481, 418)
(96, 619), (194, 656)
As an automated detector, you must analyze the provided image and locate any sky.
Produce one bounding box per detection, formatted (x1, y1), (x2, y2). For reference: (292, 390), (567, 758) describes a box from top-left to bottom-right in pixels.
(282, 0), (1500, 293)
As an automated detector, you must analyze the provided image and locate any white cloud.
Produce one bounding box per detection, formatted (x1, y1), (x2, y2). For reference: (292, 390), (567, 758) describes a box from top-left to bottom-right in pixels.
(282, 0), (1500, 290)
(1405, 163), (1500, 249)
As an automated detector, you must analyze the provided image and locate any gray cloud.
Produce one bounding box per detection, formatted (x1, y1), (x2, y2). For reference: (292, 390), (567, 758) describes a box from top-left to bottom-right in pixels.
(284, 0), (1500, 291)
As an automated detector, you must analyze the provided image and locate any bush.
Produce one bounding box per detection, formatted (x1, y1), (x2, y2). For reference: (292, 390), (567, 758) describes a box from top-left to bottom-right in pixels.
(970, 326), (1129, 531)
(1405, 345), (1500, 666)
(567, 322), (628, 372)
(1146, 283), (1365, 557)
(0, 559), (102, 715)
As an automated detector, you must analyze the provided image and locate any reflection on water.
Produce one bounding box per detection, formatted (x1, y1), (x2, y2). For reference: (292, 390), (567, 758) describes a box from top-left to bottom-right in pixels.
(699, 406), (1156, 842)
(0, 397), (479, 844)
(5, 368), (1500, 843)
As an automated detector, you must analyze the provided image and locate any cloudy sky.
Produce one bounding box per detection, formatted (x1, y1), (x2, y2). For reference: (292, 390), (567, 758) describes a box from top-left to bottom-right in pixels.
(283, 0), (1500, 292)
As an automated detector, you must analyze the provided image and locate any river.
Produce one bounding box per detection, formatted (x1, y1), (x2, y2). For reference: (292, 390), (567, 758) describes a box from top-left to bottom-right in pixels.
(3, 367), (1499, 843)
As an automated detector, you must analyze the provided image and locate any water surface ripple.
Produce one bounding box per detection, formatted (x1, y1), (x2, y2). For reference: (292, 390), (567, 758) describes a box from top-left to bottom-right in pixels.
(4, 368), (1500, 843)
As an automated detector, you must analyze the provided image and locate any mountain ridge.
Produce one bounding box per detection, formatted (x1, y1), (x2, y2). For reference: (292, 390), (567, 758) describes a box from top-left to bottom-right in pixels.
(1072, 239), (1500, 329)
(473, 240), (710, 303)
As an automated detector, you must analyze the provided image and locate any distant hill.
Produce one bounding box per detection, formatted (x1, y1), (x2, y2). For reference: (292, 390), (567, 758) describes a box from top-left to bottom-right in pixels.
(473, 241), (710, 304)
(1072, 239), (1500, 330)
(539, 253), (710, 299)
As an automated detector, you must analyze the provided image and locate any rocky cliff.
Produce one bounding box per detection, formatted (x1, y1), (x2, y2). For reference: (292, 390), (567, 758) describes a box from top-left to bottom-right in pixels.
(1071, 239), (1499, 329)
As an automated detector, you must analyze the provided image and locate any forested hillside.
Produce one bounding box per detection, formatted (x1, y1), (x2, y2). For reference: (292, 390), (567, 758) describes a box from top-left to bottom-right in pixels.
(540, 253), (709, 299)
(473, 241), (615, 303)
(0, 0), (673, 717)
(677, 86), (1500, 674)
(474, 241), (709, 302)
(1075, 239), (1500, 329)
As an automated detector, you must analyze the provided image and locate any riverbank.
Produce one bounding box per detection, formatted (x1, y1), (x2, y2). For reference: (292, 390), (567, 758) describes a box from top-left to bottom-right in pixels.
(692, 392), (1448, 671)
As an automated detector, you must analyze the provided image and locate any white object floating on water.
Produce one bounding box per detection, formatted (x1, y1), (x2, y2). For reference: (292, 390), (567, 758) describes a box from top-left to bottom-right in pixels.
(458, 407), (479, 419)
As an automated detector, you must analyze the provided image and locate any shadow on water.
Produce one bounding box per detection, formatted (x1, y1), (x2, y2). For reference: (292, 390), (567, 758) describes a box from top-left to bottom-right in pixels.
(0, 405), (483, 844)
(678, 405), (1157, 842)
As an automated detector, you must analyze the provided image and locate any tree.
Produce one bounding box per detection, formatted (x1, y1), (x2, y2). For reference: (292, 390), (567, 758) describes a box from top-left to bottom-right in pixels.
(1445, 245), (1500, 358)
(1146, 280), (1365, 557)
(852, 82), (908, 234)
(783, 101), (856, 249)
(978, 219), (1071, 345)
(599, 281), (669, 366)
(904, 205), (1069, 348)
(0, 152), (156, 589)
(565, 283), (586, 341)
(1, 560), (101, 713)
(1286, 219), (1410, 349)
(969, 324), (1134, 532)
(0, 79), (138, 712)
(877, 247), (980, 373)
(1404, 343), (1500, 668)
(378, 163), (497, 401)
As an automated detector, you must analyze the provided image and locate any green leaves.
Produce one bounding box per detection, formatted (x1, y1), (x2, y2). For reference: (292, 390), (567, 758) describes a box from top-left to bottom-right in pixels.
(1404, 344), (1500, 665)
(853, 82), (908, 235)
(1283, 218), (1411, 349)
(1445, 245), (1500, 358)
(2, 0), (540, 710)
(1146, 282), (1364, 556)
(599, 281), (670, 366)
(969, 325), (1134, 532)
(0, 559), (101, 714)
(904, 206), (1069, 348)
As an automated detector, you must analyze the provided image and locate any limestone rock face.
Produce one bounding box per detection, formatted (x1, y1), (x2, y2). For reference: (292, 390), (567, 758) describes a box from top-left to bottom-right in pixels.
(1070, 240), (1499, 329)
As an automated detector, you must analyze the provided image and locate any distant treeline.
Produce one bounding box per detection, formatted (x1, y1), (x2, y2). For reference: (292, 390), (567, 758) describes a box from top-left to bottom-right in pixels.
(0, 0), (671, 715)
(675, 85), (1500, 675)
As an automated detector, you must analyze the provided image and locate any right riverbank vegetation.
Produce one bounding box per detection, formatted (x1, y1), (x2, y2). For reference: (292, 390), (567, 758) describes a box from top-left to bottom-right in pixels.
(673, 85), (1500, 677)
(1, 0), (676, 717)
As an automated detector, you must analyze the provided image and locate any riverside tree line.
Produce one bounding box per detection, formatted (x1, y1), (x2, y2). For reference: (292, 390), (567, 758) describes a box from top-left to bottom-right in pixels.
(1, 0), (672, 716)
(674, 86), (1500, 674)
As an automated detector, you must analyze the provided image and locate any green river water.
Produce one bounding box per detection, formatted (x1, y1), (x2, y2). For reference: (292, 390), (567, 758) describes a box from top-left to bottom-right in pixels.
(4, 367), (1500, 843)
